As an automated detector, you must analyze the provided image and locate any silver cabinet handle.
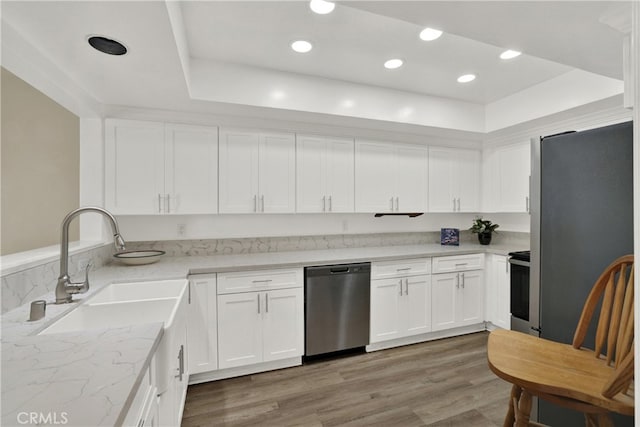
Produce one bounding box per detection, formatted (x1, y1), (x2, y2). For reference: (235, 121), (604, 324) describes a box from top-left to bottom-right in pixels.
(526, 196), (530, 213)
(253, 195), (257, 212)
(395, 197), (399, 212)
(175, 345), (184, 381)
(396, 267), (411, 272)
(398, 279), (403, 296)
(261, 195), (265, 212)
(257, 294), (261, 314)
(390, 197), (394, 211)
(166, 194), (170, 213)
(252, 279), (273, 283)
(506, 259), (509, 273)
(455, 263), (467, 266)
(158, 194), (162, 213)
(188, 281), (191, 304)
(457, 198), (461, 212)
(322, 196), (326, 212)
(461, 272), (465, 288)
(266, 293), (269, 313)
(452, 198), (456, 211)
(329, 195), (332, 212)
(405, 278), (409, 296)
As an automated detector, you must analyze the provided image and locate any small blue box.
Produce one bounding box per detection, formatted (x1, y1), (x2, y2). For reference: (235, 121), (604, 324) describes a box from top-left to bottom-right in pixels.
(440, 228), (460, 246)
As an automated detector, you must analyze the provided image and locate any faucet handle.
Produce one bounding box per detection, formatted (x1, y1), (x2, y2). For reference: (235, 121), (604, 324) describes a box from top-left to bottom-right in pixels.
(84, 261), (93, 282)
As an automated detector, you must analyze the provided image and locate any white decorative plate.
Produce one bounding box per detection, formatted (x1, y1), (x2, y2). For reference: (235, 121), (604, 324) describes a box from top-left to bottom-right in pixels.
(113, 250), (165, 266)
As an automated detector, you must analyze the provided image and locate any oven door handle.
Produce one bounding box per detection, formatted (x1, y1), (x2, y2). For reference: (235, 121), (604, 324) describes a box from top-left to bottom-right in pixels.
(508, 259), (530, 267)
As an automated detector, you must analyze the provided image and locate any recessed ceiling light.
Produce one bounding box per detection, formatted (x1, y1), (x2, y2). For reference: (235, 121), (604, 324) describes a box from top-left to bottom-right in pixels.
(87, 35), (127, 55)
(457, 74), (476, 83)
(310, 0), (335, 14)
(419, 28), (443, 41)
(291, 40), (313, 53)
(500, 49), (522, 60)
(384, 59), (403, 69)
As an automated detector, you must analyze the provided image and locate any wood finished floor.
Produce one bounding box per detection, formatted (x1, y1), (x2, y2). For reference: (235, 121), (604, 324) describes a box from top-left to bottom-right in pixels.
(181, 332), (511, 426)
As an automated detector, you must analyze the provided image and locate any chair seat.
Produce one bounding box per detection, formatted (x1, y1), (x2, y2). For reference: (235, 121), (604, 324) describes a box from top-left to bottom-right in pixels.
(487, 329), (634, 416)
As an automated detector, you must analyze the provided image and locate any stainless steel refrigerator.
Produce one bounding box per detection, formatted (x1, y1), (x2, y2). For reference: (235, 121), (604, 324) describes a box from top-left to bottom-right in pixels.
(530, 120), (634, 426)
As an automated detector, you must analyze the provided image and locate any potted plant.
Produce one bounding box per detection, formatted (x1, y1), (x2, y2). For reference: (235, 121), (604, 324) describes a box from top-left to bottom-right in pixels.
(469, 218), (499, 245)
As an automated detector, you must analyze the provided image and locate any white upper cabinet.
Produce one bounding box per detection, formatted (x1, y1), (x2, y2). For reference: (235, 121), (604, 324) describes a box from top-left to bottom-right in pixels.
(355, 140), (428, 212)
(296, 135), (354, 213)
(219, 128), (295, 213)
(496, 143), (530, 212)
(105, 119), (218, 215)
(165, 124), (219, 214)
(428, 147), (480, 212)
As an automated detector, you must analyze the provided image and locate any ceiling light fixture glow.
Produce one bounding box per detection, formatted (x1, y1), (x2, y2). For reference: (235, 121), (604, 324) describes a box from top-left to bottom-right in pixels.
(384, 59), (403, 69)
(309, 0), (335, 14)
(457, 74), (476, 83)
(291, 40), (313, 53)
(500, 49), (522, 60)
(419, 28), (443, 41)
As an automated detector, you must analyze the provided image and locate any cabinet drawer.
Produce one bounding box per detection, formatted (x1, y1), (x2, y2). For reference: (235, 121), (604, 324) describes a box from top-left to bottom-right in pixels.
(432, 254), (484, 274)
(371, 258), (431, 279)
(217, 268), (303, 294)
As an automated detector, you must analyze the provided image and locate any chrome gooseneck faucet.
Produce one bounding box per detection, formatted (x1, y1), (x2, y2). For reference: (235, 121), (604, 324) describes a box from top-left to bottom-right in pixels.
(55, 207), (126, 304)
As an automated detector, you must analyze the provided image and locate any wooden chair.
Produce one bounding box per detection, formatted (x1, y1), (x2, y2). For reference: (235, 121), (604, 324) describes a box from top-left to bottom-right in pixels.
(487, 254), (635, 427)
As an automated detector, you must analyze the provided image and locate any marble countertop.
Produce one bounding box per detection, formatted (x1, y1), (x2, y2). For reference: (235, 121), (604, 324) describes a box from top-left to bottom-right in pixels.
(1, 241), (527, 426)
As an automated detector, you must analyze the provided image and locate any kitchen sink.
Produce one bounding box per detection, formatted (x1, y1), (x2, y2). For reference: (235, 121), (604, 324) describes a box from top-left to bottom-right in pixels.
(39, 298), (182, 335)
(39, 279), (187, 335)
(87, 279), (186, 304)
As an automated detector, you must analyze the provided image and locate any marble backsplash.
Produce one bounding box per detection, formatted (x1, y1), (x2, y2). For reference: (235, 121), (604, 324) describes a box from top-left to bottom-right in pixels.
(1, 231), (529, 314)
(127, 231), (529, 256)
(1, 244), (112, 314)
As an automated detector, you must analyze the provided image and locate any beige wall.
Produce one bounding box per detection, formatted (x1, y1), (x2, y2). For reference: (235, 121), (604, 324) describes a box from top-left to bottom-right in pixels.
(1, 67), (79, 255)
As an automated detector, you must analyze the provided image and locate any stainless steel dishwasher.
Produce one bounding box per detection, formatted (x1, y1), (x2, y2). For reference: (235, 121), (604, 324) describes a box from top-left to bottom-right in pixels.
(304, 262), (371, 356)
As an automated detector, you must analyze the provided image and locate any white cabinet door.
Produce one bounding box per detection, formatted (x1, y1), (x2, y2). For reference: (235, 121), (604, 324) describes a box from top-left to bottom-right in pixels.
(325, 137), (354, 212)
(432, 270), (484, 331)
(371, 274), (431, 343)
(456, 149), (480, 212)
(428, 147), (480, 212)
(428, 147), (456, 212)
(187, 275), (217, 375)
(404, 275), (432, 335)
(492, 255), (511, 329)
(260, 133), (295, 213)
(355, 141), (396, 212)
(105, 119), (165, 214)
(370, 278), (403, 343)
(219, 129), (260, 213)
(165, 124), (218, 214)
(296, 136), (354, 213)
(262, 288), (304, 361)
(217, 292), (263, 369)
(497, 143), (530, 212)
(431, 273), (458, 331)
(296, 136), (326, 213)
(458, 270), (484, 326)
(395, 144), (428, 212)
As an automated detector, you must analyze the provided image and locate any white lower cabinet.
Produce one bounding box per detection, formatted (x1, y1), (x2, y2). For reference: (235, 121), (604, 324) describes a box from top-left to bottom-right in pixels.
(123, 356), (158, 427)
(432, 270), (484, 331)
(485, 254), (511, 329)
(431, 254), (484, 332)
(370, 274), (432, 343)
(217, 270), (304, 370)
(157, 294), (189, 427)
(370, 258), (432, 344)
(187, 274), (218, 376)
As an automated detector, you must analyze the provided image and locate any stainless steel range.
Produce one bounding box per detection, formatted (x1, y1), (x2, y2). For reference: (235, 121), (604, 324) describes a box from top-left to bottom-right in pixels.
(508, 250), (532, 334)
